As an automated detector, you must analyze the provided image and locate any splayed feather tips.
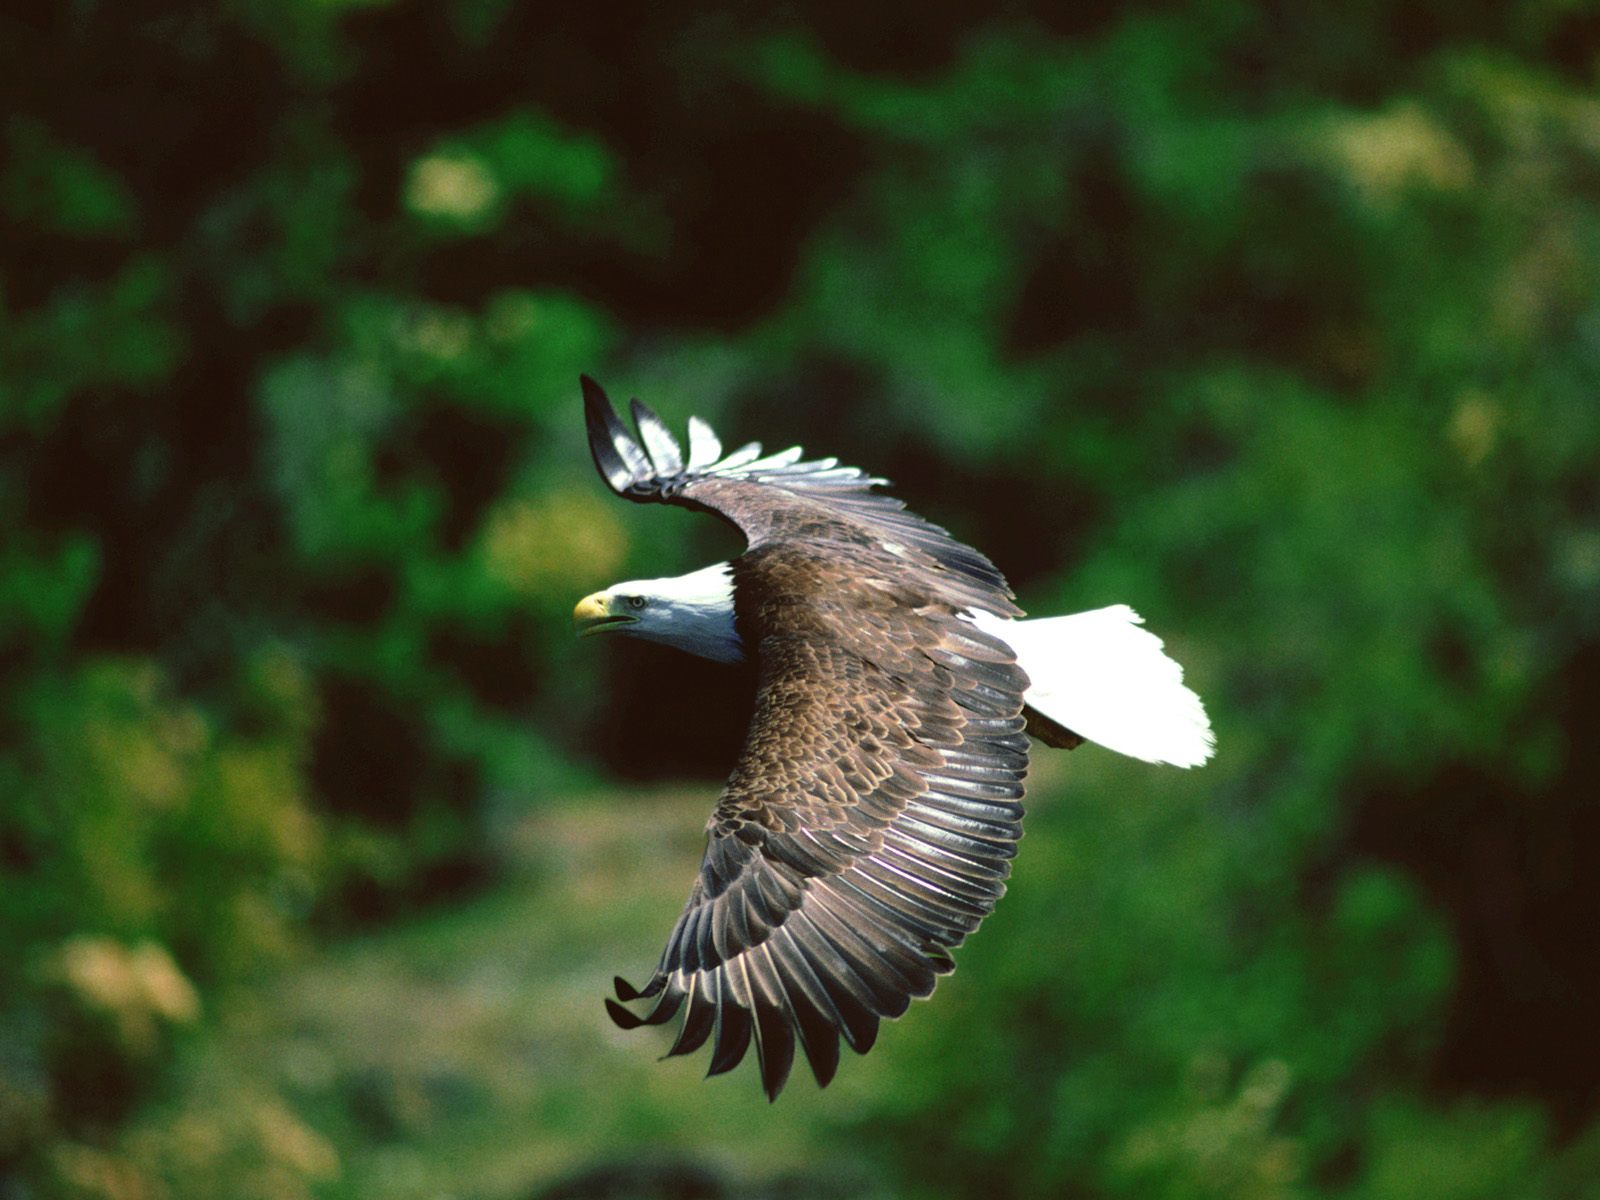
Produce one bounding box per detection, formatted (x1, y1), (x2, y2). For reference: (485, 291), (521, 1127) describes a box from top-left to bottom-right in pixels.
(580, 377), (1018, 612)
(582, 375), (888, 506)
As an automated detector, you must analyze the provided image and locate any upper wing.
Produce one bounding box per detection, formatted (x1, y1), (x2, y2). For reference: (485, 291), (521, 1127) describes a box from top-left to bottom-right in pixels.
(582, 375), (1020, 620)
(606, 541), (1032, 1099)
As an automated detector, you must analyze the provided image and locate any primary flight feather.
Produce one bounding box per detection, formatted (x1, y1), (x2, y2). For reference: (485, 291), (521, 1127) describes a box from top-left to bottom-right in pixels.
(573, 377), (1213, 1100)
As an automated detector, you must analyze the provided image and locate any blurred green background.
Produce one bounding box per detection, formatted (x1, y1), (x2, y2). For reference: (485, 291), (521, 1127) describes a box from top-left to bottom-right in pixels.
(4, 2), (1600, 1197)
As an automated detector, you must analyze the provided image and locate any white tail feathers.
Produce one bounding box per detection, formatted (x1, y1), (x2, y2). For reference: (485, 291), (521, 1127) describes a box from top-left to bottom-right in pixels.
(973, 605), (1215, 768)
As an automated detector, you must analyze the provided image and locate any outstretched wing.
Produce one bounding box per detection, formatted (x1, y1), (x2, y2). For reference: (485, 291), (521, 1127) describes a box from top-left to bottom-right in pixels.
(606, 540), (1032, 1099)
(582, 375), (1019, 620)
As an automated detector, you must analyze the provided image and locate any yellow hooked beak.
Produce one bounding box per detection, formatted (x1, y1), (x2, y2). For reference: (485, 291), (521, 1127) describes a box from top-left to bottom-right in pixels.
(573, 591), (637, 637)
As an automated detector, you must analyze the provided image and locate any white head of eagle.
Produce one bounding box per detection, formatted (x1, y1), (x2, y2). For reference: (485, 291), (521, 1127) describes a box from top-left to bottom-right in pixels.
(574, 562), (742, 664)
(572, 376), (1214, 1102)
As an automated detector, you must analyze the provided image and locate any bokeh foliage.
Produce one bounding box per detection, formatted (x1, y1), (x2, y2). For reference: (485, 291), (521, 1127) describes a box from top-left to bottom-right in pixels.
(3, 2), (1599, 1197)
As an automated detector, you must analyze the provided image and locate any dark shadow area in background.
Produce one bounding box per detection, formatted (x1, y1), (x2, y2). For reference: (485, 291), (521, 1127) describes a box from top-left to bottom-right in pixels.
(585, 643), (757, 783)
(1351, 641), (1600, 1127)
(336, 1), (868, 329)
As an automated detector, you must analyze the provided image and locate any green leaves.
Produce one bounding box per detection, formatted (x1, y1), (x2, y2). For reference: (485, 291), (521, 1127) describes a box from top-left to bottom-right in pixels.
(1, 118), (138, 238)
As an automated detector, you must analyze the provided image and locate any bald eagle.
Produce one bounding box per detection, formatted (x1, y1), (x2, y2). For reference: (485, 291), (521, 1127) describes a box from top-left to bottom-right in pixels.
(574, 377), (1212, 1100)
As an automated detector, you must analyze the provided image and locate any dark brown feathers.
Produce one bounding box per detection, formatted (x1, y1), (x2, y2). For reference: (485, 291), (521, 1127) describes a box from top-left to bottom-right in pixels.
(587, 379), (1034, 1099)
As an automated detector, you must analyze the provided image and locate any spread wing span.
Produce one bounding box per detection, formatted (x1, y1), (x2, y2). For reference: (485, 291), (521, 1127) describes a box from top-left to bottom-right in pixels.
(590, 380), (1037, 1099)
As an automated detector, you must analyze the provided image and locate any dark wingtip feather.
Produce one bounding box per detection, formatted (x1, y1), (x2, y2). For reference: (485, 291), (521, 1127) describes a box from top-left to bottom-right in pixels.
(582, 376), (637, 494)
(665, 980), (717, 1058)
(798, 1020), (841, 1089)
(605, 997), (646, 1029)
(753, 998), (795, 1101)
(582, 374), (657, 492)
(630, 396), (685, 476)
(706, 1002), (753, 1077)
(850, 1017), (880, 1056)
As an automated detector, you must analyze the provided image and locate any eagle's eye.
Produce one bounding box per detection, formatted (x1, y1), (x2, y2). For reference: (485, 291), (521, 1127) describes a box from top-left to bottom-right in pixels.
(626, 595), (647, 610)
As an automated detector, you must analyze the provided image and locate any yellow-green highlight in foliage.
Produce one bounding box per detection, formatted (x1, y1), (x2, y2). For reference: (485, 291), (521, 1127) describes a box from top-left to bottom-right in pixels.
(406, 109), (619, 233)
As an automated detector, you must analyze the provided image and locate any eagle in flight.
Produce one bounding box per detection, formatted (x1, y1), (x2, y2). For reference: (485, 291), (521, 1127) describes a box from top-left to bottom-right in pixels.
(574, 377), (1213, 1100)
